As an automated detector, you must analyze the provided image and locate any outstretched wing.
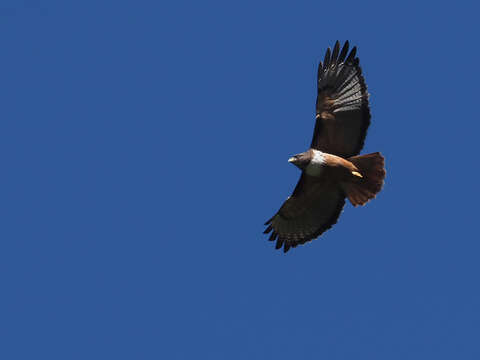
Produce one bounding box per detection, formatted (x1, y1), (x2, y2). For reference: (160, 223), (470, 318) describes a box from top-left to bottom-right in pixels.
(264, 174), (346, 253)
(312, 41), (370, 157)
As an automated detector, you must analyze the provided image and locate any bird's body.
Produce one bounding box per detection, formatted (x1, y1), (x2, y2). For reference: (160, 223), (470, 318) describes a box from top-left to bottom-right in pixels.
(291, 149), (357, 181)
(264, 41), (386, 253)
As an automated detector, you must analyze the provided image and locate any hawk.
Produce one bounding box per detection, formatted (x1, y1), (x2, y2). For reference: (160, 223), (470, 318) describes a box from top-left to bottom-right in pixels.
(264, 41), (386, 253)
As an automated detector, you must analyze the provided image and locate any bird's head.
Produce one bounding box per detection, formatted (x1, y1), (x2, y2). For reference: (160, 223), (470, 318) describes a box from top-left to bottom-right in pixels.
(288, 151), (312, 170)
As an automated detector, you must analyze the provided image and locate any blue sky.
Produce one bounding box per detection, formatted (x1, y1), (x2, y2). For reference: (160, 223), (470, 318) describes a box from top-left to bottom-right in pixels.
(1, 1), (480, 359)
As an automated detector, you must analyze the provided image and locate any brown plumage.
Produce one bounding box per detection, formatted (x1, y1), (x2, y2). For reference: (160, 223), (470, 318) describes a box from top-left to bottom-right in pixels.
(343, 152), (386, 206)
(264, 41), (386, 253)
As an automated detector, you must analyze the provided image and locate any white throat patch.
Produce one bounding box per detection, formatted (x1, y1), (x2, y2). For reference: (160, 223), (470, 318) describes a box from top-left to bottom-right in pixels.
(311, 150), (325, 165)
(305, 150), (325, 177)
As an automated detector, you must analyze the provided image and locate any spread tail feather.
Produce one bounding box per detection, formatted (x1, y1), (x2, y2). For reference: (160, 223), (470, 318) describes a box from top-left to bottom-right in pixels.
(342, 152), (386, 206)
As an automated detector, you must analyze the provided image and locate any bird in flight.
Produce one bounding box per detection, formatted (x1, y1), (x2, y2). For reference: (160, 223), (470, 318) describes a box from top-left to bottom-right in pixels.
(264, 41), (386, 253)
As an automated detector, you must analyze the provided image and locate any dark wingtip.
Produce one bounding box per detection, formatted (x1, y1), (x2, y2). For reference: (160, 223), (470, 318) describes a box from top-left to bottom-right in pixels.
(317, 61), (323, 82)
(264, 216), (274, 225)
(283, 242), (291, 253)
(263, 225), (273, 234)
(323, 47), (331, 69)
(346, 46), (357, 63)
(269, 231), (278, 242)
(331, 41), (340, 64)
(338, 41), (349, 62)
(275, 239), (284, 249)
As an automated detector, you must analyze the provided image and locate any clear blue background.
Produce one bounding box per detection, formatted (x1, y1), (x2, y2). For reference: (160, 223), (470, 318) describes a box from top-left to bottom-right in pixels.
(1, 1), (479, 359)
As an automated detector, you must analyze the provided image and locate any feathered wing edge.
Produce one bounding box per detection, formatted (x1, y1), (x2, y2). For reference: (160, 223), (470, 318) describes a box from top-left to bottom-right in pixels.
(263, 188), (346, 253)
(313, 40), (371, 157)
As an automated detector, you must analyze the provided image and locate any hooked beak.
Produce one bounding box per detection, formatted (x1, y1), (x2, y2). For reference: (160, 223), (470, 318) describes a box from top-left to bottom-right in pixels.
(288, 157), (296, 163)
